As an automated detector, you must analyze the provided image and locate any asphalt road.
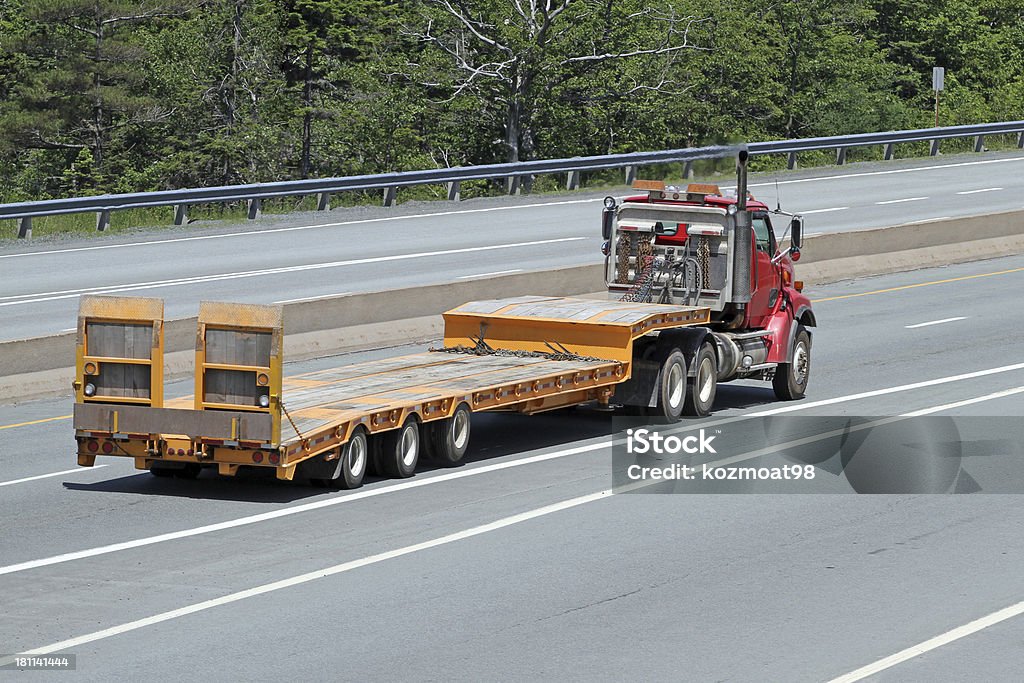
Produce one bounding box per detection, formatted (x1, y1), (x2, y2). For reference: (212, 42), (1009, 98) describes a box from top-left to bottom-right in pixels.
(2, 150), (1023, 342)
(2, 255), (1024, 680)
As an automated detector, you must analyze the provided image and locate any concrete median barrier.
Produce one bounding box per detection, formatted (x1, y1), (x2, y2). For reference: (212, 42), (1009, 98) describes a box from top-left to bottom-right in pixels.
(2, 210), (1022, 401)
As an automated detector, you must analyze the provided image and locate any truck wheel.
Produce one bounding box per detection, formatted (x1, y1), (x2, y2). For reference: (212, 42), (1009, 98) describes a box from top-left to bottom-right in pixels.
(326, 427), (369, 489)
(429, 403), (471, 466)
(654, 351), (687, 422)
(774, 326), (811, 401)
(684, 342), (717, 417)
(379, 417), (420, 478)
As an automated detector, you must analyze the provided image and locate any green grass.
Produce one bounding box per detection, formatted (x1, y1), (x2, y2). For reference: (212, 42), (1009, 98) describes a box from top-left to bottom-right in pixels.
(2, 132), (1020, 243)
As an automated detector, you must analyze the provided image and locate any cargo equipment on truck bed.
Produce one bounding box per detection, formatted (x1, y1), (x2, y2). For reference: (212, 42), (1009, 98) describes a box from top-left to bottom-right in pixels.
(74, 294), (710, 487)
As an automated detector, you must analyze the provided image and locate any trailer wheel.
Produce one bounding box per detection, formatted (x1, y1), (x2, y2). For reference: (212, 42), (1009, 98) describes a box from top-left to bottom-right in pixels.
(654, 351), (687, 422)
(318, 427), (369, 489)
(684, 342), (717, 417)
(774, 326), (811, 400)
(429, 403), (471, 466)
(378, 417), (420, 478)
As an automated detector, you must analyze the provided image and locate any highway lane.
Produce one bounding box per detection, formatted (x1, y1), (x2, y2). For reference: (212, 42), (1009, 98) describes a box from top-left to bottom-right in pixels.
(2, 150), (1023, 342)
(1, 256), (1024, 679)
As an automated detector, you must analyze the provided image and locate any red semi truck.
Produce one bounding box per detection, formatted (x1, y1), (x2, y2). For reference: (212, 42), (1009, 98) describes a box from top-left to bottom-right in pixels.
(601, 149), (815, 416)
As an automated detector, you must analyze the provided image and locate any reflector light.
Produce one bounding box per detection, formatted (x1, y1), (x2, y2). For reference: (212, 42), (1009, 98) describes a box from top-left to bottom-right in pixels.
(258, 394), (270, 408)
(101, 441), (114, 454)
(87, 440), (99, 453)
(177, 448), (186, 456)
(794, 280), (805, 292)
(252, 452), (263, 463)
(84, 383), (96, 397)
(257, 373), (270, 386)
(268, 452), (281, 465)
(167, 446), (174, 456)
(84, 362), (97, 375)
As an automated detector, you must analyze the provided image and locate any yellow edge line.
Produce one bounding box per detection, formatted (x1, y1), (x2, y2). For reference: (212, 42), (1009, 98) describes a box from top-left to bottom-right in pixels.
(0, 415), (72, 431)
(811, 266), (1024, 303)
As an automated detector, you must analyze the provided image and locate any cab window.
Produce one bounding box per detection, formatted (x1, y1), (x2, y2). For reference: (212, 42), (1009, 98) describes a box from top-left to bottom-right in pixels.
(752, 215), (774, 253)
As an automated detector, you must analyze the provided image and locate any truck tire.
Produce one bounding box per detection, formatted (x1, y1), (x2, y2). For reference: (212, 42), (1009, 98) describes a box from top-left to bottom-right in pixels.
(317, 427), (369, 489)
(653, 351), (687, 422)
(684, 342), (717, 417)
(428, 403), (471, 466)
(773, 326), (811, 401)
(378, 417), (420, 478)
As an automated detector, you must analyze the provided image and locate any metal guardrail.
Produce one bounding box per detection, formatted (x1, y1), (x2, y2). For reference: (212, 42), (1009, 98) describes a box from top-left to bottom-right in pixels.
(2, 121), (1023, 238)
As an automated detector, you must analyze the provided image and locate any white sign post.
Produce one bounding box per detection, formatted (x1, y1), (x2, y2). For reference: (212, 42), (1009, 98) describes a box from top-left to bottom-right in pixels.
(933, 67), (945, 127)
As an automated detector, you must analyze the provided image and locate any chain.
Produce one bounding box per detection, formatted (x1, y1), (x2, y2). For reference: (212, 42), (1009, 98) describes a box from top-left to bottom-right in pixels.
(615, 232), (632, 283)
(280, 400), (304, 440)
(431, 344), (607, 363)
(698, 235), (711, 290)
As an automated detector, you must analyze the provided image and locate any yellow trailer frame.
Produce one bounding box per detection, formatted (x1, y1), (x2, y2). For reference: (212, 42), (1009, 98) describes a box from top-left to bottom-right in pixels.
(73, 295), (709, 482)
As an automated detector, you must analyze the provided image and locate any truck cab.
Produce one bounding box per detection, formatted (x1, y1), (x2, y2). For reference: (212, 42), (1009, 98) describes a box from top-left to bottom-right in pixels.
(600, 153), (816, 412)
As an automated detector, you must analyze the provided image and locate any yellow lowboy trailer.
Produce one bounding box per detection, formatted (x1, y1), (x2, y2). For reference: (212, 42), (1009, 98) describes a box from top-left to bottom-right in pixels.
(73, 294), (711, 488)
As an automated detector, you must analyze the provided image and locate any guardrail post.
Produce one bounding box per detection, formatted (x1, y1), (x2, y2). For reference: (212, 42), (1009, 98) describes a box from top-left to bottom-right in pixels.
(1018, 132), (1024, 148)
(624, 166), (636, 185)
(974, 135), (985, 152)
(173, 204), (188, 225)
(247, 198), (262, 220)
(507, 176), (521, 195)
(929, 139), (940, 156)
(884, 143), (895, 160)
(683, 161), (694, 179)
(447, 181), (461, 201)
(566, 170), (580, 191)
(786, 152), (797, 170)
(316, 192), (330, 211)
(17, 217), (31, 239)
(383, 186), (397, 207)
(836, 148), (847, 165)
(96, 210), (110, 232)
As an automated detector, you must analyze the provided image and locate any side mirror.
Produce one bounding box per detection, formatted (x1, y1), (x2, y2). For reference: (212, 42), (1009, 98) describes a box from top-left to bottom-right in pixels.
(602, 197), (616, 240)
(653, 221), (677, 236)
(790, 217), (803, 249)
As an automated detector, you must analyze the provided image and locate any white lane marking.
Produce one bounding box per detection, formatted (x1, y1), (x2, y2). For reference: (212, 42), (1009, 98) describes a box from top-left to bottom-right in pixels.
(457, 269), (523, 279)
(2, 361), (1024, 577)
(0, 489), (611, 666)
(956, 187), (1003, 195)
(905, 316), (967, 329)
(0, 465), (108, 488)
(0, 238), (588, 307)
(902, 386), (1024, 416)
(876, 196), (928, 205)
(744, 155), (1024, 189)
(827, 599), (1024, 683)
(0, 199), (602, 260)
(273, 293), (351, 304)
(801, 207), (848, 214)
(6, 385), (1023, 661)
(899, 216), (951, 225)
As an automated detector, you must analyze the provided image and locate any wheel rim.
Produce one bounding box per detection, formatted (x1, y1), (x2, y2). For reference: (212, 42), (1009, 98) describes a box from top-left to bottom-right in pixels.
(697, 356), (715, 404)
(668, 362), (684, 408)
(793, 342), (809, 386)
(400, 426), (418, 468)
(452, 410), (470, 450)
(347, 436), (366, 478)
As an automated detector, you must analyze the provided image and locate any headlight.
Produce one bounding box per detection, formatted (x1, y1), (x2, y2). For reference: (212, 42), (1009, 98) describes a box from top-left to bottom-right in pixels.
(258, 394), (270, 408)
(603, 196), (617, 210)
(84, 383), (96, 397)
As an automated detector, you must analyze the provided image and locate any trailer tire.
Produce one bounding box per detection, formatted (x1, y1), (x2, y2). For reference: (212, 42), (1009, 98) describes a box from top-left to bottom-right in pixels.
(317, 427), (369, 489)
(653, 351), (687, 422)
(378, 417), (420, 478)
(774, 326), (811, 401)
(684, 342), (717, 417)
(429, 403), (471, 466)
